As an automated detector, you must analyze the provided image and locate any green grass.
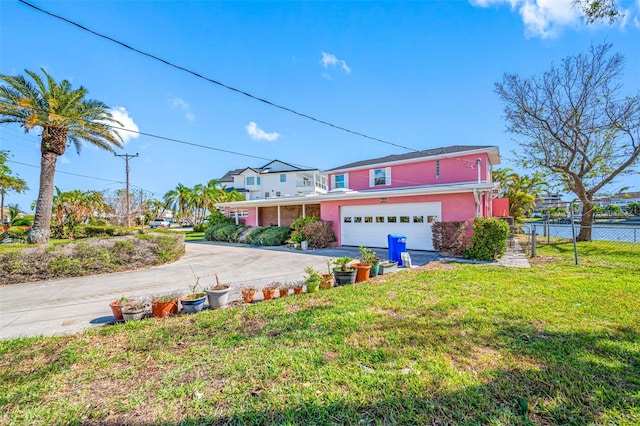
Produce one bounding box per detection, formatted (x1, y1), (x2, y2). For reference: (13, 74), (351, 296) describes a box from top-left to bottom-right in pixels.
(184, 231), (205, 242)
(1, 240), (638, 425)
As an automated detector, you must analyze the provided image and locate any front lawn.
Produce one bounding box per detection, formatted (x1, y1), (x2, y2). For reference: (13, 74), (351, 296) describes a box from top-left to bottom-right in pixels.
(1, 241), (638, 425)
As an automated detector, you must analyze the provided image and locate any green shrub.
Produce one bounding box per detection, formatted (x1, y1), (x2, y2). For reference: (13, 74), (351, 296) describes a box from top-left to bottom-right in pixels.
(204, 223), (246, 243)
(87, 218), (107, 226)
(80, 225), (135, 238)
(245, 226), (291, 246)
(290, 216), (318, 243)
(206, 210), (234, 225)
(192, 223), (207, 232)
(6, 226), (29, 241)
(464, 217), (509, 261)
(10, 217), (32, 226)
(432, 221), (468, 256)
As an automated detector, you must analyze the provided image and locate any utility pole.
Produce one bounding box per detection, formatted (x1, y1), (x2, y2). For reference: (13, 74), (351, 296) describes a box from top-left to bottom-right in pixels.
(115, 153), (139, 227)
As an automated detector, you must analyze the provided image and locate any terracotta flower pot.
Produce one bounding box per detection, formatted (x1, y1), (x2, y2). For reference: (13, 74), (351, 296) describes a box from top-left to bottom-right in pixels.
(262, 288), (276, 301)
(293, 287), (303, 295)
(152, 298), (178, 318)
(109, 300), (124, 321)
(320, 274), (334, 289)
(242, 288), (256, 303)
(279, 288), (289, 298)
(353, 263), (372, 282)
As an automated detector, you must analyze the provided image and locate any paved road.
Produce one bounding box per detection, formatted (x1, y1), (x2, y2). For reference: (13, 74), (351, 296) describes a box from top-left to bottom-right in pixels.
(0, 242), (437, 339)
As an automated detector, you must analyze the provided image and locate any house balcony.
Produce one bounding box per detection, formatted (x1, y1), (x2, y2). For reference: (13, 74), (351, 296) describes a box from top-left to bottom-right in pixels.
(296, 179), (327, 194)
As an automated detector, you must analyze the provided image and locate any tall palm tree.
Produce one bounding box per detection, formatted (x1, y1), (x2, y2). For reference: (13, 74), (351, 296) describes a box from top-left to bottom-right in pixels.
(0, 69), (122, 243)
(164, 184), (193, 224)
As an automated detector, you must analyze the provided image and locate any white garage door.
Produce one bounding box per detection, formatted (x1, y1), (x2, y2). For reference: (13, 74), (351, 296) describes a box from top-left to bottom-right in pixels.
(340, 202), (441, 250)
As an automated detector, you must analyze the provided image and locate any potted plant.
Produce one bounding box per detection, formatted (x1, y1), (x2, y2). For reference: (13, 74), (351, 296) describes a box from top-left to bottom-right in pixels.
(206, 274), (231, 309)
(332, 256), (357, 285)
(353, 246), (376, 282)
(278, 282), (290, 298)
(180, 277), (207, 313)
(241, 286), (256, 303)
(262, 283), (278, 301)
(304, 266), (322, 293)
(121, 299), (148, 322)
(151, 291), (180, 318)
(320, 258), (335, 289)
(379, 260), (398, 275)
(370, 257), (382, 277)
(292, 280), (305, 295)
(109, 296), (129, 321)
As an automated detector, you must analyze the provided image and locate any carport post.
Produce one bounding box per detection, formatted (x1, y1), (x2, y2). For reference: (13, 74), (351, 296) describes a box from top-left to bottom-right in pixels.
(234, 208), (239, 225)
(277, 205), (281, 226)
(255, 207), (259, 226)
(302, 204), (306, 218)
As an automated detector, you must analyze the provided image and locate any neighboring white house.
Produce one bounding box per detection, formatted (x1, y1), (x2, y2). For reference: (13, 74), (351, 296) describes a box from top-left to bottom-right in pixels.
(220, 160), (327, 201)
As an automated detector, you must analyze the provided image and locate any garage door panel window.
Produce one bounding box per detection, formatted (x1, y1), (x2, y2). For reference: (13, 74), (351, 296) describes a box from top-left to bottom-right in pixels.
(413, 216), (424, 223)
(354, 217), (362, 223)
(344, 217), (352, 223)
(376, 216), (385, 223)
(388, 216), (397, 223)
(364, 216), (373, 223)
(428, 215), (439, 223)
(400, 216), (410, 223)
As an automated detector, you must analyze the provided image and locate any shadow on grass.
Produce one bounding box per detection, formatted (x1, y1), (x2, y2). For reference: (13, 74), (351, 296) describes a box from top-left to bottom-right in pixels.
(82, 313), (639, 425)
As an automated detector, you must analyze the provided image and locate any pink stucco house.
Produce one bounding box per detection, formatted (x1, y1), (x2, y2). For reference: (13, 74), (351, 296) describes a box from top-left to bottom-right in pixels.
(218, 145), (502, 250)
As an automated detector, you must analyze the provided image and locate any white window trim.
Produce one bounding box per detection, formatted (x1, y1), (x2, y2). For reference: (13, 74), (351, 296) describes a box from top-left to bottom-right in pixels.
(331, 173), (349, 189)
(369, 167), (392, 187)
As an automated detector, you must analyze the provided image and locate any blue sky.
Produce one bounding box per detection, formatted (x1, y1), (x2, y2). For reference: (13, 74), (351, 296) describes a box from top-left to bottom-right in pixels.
(1, 0), (639, 212)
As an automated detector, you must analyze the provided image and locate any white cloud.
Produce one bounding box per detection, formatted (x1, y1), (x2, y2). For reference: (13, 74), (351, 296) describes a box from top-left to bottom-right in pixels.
(634, 15), (640, 28)
(59, 155), (70, 164)
(470, 0), (580, 38)
(245, 121), (280, 142)
(321, 52), (351, 75)
(108, 107), (139, 144)
(170, 97), (196, 122)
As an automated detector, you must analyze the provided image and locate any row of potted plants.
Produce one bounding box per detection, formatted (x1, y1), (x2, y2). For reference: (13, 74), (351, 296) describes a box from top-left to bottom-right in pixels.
(109, 274), (232, 321)
(109, 247), (400, 321)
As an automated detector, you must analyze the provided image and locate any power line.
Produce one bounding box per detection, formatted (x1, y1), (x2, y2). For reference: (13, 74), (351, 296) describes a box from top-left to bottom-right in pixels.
(17, 0), (419, 153)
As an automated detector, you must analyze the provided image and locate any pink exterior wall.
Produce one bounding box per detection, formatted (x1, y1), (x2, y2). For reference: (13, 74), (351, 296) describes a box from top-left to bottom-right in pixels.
(328, 153), (491, 191)
(224, 207), (258, 227)
(321, 193), (478, 245)
(492, 198), (509, 217)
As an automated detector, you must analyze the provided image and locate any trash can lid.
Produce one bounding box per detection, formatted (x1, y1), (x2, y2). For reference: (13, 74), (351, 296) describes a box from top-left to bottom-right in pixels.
(388, 234), (407, 238)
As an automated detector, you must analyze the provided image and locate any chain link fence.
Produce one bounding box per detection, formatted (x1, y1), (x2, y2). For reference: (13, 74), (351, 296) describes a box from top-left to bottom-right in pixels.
(517, 222), (640, 262)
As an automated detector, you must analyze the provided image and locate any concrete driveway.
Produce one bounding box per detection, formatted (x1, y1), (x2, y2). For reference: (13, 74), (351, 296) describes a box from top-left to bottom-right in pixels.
(0, 242), (437, 340)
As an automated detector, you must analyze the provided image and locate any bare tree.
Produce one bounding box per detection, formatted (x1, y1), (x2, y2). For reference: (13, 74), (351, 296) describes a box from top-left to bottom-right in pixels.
(495, 44), (640, 241)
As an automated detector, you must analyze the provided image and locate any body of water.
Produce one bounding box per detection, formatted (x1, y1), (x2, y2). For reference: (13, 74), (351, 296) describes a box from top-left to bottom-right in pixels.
(531, 223), (640, 243)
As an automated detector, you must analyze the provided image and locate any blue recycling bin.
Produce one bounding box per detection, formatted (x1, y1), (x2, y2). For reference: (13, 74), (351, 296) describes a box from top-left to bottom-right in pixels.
(387, 234), (407, 266)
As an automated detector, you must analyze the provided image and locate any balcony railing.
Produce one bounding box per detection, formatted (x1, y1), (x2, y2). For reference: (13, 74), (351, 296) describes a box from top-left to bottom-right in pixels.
(296, 180), (327, 190)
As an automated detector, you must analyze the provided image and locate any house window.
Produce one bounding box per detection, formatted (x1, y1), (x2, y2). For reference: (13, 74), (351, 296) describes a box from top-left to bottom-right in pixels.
(230, 209), (248, 218)
(257, 176), (261, 185)
(334, 174), (347, 189)
(369, 167), (392, 187)
(246, 176), (255, 186)
(264, 192), (270, 198)
(280, 174), (286, 183)
(276, 191), (281, 197)
(436, 160), (440, 180)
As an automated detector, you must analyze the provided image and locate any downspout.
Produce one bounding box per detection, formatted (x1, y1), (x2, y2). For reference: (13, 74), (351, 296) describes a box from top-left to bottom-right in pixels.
(473, 188), (481, 217)
(476, 158), (482, 183)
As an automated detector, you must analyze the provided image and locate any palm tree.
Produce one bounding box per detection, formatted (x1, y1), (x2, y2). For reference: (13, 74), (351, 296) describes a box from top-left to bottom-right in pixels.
(0, 69), (122, 243)
(493, 168), (547, 223)
(164, 184), (193, 224)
